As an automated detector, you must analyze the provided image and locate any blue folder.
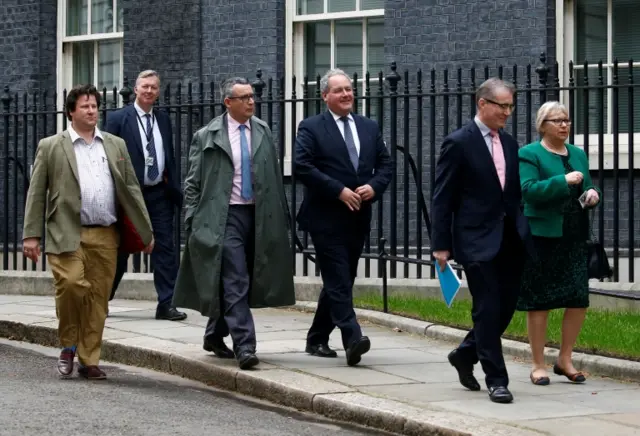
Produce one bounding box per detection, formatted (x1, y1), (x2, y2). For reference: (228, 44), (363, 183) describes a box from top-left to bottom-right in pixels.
(435, 261), (461, 308)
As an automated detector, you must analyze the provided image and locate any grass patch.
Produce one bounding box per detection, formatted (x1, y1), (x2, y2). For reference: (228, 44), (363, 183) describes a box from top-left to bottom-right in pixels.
(353, 293), (640, 361)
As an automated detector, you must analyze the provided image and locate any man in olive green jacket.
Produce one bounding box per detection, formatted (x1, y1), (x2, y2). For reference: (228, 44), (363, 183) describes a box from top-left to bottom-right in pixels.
(23, 84), (153, 380)
(173, 77), (295, 370)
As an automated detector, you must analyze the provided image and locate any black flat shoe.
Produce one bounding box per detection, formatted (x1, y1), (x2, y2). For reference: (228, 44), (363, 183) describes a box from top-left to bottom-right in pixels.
(530, 370), (550, 386)
(553, 363), (586, 383)
(306, 343), (338, 358)
(237, 351), (259, 370)
(346, 336), (371, 366)
(488, 386), (513, 403)
(155, 306), (187, 321)
(447, 349), (481, 391)
(203, 337), (235, 359)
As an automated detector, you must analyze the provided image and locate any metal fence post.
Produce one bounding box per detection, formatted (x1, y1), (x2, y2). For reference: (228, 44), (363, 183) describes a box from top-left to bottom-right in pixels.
(1, 86), (12, 270)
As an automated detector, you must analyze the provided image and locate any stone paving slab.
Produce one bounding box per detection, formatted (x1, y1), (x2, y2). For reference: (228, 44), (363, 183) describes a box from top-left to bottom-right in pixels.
(1, 294), (640, 435)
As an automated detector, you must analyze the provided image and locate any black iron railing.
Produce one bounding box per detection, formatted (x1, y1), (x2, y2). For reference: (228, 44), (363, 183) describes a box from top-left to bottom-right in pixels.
(2, 54), (640, 300)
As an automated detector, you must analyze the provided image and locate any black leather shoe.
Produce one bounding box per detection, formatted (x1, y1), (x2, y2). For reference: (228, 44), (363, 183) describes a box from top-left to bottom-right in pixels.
(448, 349), (481, 391)
(346, 336), (371, 366)
(203, 337), (235, 359)
(237, 351), (259, 370)
(155, 306), (187, 321)
(488, 386), (513, 403)
(306, 343), (338, 358)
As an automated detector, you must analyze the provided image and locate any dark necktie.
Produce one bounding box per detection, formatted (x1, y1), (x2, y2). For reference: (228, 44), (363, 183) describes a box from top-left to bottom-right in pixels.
(340, 116), (358, 170)
(145, 114), (159, 181)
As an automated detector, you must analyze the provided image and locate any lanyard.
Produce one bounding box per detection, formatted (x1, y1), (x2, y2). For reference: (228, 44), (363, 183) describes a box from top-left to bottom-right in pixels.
(136, 112), (155, 144)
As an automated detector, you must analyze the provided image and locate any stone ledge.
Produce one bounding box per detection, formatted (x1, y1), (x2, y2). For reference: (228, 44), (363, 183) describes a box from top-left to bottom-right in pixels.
(0, 319), (530, 436)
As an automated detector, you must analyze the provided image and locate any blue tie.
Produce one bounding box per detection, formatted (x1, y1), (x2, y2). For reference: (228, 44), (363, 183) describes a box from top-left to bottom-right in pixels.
(340, 116), (359, 170)
(239, 124), (253, 200)
(145, 114), (159, 181)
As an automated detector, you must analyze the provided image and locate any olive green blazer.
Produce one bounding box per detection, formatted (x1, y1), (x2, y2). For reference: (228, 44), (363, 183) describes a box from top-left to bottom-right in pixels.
(519, 141), (600, 238)
(23, 130), (153, 254)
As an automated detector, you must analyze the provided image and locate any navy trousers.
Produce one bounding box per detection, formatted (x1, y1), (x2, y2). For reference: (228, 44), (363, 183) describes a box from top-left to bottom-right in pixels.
(110, 184), (178, 308)
(306, 229), (366, 350)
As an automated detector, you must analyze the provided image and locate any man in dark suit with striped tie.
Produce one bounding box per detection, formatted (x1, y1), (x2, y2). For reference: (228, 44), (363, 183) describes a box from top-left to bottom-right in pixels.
(104, 70), (186, 321)
(295, 69), (392, 367)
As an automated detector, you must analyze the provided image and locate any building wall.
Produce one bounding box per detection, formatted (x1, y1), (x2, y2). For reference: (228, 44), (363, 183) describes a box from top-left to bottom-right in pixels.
(0, 0), (57, 94)
(121, 0), (202, 88)
(384, 0), (555, 72)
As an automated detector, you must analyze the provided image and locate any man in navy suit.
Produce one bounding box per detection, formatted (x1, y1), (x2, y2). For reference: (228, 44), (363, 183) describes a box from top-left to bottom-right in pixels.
(104, 70), (186, 321)
(295, 69), (392, 366)
(431, 78), (534, 403)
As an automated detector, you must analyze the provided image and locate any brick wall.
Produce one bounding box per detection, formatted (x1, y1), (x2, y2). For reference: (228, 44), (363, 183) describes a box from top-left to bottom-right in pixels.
(121, 0), (201, 86)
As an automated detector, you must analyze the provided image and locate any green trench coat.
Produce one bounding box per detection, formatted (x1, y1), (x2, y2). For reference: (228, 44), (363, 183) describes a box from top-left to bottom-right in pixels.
(172, 113), (296, 319)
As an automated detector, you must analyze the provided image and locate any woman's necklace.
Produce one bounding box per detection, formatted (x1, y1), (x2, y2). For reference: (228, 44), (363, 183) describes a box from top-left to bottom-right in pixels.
(541, 139), (568, 156)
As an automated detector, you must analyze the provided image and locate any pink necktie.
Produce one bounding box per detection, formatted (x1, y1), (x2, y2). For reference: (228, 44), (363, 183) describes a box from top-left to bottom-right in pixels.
(490, 130), (506, 190)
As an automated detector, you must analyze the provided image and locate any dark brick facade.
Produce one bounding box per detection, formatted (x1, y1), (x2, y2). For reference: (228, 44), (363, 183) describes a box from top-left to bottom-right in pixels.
(0, 0), (57, 93)
(121, 0), (202, 86)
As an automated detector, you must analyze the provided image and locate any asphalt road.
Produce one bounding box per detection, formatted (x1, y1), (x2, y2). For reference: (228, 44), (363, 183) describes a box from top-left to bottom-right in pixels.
(0, 340), (392, 436)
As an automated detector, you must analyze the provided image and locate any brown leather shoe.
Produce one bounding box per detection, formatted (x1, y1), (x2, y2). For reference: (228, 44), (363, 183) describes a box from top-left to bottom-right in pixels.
(78, 365), (107, 380)
(57, 349), (75, 377)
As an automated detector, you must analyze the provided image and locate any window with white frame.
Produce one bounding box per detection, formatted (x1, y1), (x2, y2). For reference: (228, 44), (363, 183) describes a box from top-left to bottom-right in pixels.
(58, 0), (124, 98)
(290, 0), (385, 116)
(283, 0), (384, 173)
(564, 0), (640, 136)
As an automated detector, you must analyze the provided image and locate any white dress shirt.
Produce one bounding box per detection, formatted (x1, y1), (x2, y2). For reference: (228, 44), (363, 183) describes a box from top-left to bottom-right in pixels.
(330, 110), (361, 156)
(134, 102), (165, 186)
(68, 125), (117, 226)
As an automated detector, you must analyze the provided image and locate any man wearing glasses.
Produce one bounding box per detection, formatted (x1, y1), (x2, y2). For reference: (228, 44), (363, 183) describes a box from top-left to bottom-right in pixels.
(431, 78), (534, 404)
(172, 77), (295, 370)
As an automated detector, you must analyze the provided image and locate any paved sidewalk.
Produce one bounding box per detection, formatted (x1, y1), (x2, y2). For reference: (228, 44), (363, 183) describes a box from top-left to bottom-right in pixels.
(1, 295), (640, 435)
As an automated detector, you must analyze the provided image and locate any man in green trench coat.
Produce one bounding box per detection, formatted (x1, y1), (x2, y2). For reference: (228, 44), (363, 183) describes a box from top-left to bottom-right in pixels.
(172, 77), (295, 369)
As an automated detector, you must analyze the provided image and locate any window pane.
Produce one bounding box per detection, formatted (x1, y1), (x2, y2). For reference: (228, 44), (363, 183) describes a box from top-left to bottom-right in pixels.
(367, 18), (384, 76)
(616, 68), (640, 134)
(67, 0), (88, 36)
(612, 0), (640, 61)
(297, 0), (323, 14)
(98, 40), (121, 89)
(92, 0), (114, 34)
(303, 84), (326, 117)
(72, 42), (94, 85)
(361, 0), (384, 10)
(116, 5), (124, 31)
(328, 0), (356, 13)
(574, 68), (608, 135)
(336, 20), (363, 78)
(304, 22), (330, 79)
(575, 0), (607, 64)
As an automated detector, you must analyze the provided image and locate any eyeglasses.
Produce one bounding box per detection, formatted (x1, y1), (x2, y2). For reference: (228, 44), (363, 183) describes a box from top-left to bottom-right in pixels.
(228, 94), (255, 103)
(545, 119), (572, 126)
(483, 98), (515, 111)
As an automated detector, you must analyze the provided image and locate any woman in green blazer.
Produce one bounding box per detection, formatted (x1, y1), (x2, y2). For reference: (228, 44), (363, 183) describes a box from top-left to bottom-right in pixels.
(518, 101), (600, 386)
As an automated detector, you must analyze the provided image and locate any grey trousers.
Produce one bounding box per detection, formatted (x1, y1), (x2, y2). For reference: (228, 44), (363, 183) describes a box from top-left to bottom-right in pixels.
(204, 205), (256, 354)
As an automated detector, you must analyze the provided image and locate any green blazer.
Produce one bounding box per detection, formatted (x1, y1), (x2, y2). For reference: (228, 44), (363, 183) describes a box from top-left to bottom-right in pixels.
(23, 130), (153, 254)
(519, 141), (599, 238)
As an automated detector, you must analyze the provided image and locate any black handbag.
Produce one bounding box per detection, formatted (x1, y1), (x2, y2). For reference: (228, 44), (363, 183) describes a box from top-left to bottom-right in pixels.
(586, 212), (613, 280)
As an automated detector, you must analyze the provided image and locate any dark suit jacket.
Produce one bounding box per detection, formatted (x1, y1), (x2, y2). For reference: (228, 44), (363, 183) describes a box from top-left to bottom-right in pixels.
(431, 120), (533, 264)
(104, 104), (183, 208)
(294, 111), (392, 235)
